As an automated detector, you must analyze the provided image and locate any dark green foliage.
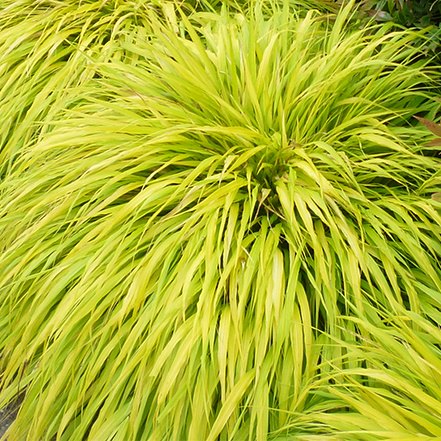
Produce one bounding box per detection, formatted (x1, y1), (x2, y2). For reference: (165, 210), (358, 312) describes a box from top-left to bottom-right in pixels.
(360, 0), (441, 26)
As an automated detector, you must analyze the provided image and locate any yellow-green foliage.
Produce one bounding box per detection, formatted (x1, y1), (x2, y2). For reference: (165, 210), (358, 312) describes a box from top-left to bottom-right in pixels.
(0, 1), (440, 440)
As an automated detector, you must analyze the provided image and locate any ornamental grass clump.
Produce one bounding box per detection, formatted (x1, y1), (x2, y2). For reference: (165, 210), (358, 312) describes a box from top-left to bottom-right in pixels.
(0, 1), (441, 440)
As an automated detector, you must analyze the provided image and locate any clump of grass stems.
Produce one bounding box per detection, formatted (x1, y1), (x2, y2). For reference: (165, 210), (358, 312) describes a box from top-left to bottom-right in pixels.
(0, 0), (164, 178)
(0, 1), (440, 440)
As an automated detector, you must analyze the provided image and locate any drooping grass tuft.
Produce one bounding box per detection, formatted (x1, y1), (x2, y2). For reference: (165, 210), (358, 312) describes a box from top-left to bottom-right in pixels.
(0, 0), (170, 178)
(0, 1), (440, 440)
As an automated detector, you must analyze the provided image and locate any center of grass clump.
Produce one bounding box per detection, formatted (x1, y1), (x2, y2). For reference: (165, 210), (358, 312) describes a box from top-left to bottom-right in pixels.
(252, 155), (288, 189)
(251, 137), (292, 185)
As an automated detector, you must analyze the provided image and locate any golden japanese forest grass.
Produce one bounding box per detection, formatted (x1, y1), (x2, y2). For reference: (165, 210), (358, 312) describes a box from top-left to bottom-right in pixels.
(0, 1), (440, 440)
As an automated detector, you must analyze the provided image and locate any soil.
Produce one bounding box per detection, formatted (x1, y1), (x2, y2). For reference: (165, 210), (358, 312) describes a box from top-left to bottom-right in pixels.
(0, 395), (23, 440)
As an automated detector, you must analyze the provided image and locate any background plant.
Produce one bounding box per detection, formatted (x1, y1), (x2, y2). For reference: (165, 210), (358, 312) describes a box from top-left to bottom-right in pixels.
(362, 0), (441, 26)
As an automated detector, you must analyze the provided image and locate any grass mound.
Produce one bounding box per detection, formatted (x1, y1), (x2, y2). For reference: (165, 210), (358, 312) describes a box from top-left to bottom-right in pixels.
(0, 1), (440, 440)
